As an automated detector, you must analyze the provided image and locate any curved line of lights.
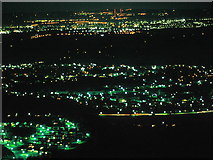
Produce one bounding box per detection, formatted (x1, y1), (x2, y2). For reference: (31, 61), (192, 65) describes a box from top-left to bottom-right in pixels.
(99, 109), (213, 117)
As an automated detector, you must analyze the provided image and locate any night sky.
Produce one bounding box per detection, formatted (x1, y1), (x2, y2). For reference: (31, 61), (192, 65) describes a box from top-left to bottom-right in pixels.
(3, 2), (212, 13)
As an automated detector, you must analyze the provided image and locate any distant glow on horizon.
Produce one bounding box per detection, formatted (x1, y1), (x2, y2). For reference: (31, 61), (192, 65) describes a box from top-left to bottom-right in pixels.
(1, 8), (213, 36)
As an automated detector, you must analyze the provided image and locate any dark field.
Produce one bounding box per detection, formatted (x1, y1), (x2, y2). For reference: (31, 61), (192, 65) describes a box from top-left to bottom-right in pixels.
(3, 27), (212, 66)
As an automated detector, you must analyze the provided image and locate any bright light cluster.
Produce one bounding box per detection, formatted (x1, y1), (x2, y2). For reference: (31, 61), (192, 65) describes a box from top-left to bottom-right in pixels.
(2, 63), (213, 116)
(0, 113), (90, 159)
(1, 17), (213, 35)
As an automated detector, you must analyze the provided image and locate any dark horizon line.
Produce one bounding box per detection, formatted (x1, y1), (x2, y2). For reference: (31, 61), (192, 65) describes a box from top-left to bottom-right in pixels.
(2, 2), (212, 13)
(3, 8), (212, 14)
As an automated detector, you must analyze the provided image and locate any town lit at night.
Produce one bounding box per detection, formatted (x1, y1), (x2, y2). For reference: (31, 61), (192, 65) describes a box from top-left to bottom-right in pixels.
(1, 2), (212, 159)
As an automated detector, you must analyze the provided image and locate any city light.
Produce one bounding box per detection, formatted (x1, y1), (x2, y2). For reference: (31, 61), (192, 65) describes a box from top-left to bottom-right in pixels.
(0, 114), (91, 159)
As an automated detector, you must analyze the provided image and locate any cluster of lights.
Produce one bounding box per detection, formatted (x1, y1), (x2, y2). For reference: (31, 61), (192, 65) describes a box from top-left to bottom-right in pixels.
(2, 63), (213, 116)
(1, 16), (213, 35)
(0, 113), (90, 159)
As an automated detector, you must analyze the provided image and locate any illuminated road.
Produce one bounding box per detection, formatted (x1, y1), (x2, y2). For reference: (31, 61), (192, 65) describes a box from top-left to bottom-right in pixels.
(99, 109), (213, 117)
